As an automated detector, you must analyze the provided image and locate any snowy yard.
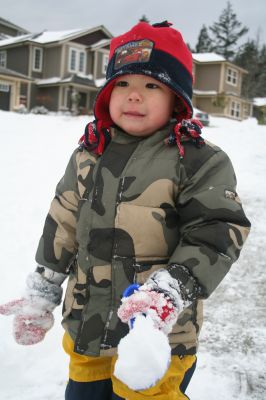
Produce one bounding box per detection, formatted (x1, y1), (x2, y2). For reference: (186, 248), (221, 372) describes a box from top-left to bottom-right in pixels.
(0, 111), (265, 399)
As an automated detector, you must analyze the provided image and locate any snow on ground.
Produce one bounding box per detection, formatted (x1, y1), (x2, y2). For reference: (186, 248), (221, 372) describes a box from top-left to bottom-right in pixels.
(0, 111), (265, 399)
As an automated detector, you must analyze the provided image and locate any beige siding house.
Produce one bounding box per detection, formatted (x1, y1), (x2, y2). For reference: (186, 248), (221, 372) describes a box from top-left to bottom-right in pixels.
(192, 53), (252, 120)
(0, 26), (112, 113)
(0, 66), (32, 111)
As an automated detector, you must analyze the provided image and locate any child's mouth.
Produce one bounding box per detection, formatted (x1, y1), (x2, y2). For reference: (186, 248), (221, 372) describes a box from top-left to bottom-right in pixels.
(123, 111), (145, 118)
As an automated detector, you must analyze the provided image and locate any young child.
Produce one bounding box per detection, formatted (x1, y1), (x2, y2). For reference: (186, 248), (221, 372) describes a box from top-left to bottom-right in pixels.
(0, 21), (251, 400)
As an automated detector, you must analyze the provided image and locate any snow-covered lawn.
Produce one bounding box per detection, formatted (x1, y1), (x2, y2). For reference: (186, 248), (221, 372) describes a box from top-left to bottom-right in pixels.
(0, 111), (265, 399)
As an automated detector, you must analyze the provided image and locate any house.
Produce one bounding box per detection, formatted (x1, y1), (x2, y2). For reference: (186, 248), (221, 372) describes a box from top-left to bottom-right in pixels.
(0, 18), (32, 110)
(0, 17), (29, 39)
(0, 26), (112, 113)
(0, 66), (32, 111)
(192, 53), (253, 120)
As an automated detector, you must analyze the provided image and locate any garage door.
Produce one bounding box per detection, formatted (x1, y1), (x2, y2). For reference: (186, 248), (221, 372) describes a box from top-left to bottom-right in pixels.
(0, 82), (10, 110)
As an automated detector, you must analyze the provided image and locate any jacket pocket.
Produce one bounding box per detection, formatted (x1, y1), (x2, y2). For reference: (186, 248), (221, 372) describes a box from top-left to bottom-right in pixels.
(62, 261), (88, 319)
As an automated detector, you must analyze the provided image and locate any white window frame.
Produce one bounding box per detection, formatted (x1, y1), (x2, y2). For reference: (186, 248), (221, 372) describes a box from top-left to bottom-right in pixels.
(32, 47), (43, 72)
(68, 47), (86, 74)
(102, 54), (109, 74)
(0, 82), (9, 92)
(0, 51), (7, 68)
(227, 67), (238, 86)
(230, 100), (241, 118)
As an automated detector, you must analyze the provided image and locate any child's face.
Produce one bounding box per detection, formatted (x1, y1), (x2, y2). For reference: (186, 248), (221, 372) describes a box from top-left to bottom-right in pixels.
(109, 74), (175, 137)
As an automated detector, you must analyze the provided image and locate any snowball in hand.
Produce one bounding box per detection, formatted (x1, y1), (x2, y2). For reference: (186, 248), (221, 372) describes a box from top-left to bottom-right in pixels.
(114, 314), (171, 390)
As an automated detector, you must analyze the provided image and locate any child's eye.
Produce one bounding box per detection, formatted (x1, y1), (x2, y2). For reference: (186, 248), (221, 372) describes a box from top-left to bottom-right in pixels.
(115, 81), (128, 87)
(146, 83), (160, 89)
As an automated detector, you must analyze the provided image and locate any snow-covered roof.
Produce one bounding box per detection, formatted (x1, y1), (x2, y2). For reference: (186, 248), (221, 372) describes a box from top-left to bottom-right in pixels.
(90, 39), (111, 50)
(36, 73), (96, 86)
(0, 33), (32, 46)
(32, 29), (89, 44)
(253, 97), (266, 107)
(0, 29), (88, 47)
(193, 89), (217, 96)
(0, 33), (11, 40)
(0, 26), (112, 47)
(192, 53), (226, 63)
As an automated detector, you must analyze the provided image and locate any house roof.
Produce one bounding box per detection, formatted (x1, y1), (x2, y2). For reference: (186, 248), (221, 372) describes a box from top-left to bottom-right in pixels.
(0, 25), (113, 48)
(0, 17), (29, 34)
(193, 89), (218, 96)
(36, 74), (95, 87)
(0, 65), (32, 80)
(192, 53), (226, 63)
(36, 73), (106, 89)
(253, 97), (266, 107)
(90, 38), (111, 51)
(192, 52), (248, 74)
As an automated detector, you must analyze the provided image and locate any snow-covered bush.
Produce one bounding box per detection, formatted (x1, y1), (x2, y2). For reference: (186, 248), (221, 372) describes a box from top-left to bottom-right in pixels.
(31, 106), (49, 115)
(13, 104), (28, 114)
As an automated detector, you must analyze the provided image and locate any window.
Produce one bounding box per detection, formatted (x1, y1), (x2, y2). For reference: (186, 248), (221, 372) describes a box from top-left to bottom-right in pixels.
(70, 49), (77, 72)
(69, 48), (86, 74)
(102, 54), (109, 74)
(33, 47), (43, 72)
(230, 101), (240, 118)
(227, 68), (238, 86)
(79, 52), (85, 73)
(0, 51), (7, 67)
(0, 82), (9, 92)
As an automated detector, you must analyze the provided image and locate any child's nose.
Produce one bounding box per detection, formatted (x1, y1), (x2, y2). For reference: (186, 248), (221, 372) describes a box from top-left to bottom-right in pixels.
(128, 90), (142, 102)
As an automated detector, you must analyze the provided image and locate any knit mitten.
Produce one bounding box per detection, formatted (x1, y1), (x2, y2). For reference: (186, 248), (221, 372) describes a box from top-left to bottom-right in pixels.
(118, 269), (188, 335)
(0, 269), (65, 345)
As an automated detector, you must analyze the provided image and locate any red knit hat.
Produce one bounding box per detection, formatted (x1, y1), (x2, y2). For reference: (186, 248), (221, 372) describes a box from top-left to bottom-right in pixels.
(94, 21), (193, 127)
(79, 22), (204, 157)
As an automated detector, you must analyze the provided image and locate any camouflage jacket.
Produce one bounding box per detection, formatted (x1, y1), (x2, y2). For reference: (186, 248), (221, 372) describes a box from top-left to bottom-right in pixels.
(35, 123), (250, 357)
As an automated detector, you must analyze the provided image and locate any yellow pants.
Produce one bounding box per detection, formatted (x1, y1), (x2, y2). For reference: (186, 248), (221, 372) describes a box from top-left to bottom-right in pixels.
(63, 332), (196, 400)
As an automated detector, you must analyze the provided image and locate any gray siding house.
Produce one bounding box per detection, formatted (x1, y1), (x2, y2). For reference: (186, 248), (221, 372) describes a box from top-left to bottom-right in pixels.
(192, 53), (253, 120)
(0, 17), (29, 39)
(0, 26), (112, 113)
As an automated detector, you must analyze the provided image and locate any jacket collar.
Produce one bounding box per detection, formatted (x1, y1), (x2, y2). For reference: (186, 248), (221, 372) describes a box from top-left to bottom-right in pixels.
(110, 122), (174, 147)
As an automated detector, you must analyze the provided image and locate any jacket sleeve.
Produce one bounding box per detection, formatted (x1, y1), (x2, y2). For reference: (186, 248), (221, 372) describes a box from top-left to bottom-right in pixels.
(167, 144), (251, 301)
(35, 148), (81, 275)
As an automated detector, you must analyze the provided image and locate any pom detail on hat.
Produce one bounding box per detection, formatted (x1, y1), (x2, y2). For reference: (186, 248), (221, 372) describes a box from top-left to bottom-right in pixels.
(166, 119), (205, 158)
(79, 120), (111, 155)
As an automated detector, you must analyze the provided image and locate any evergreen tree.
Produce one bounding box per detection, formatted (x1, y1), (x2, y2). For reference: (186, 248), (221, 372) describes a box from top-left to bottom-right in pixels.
(256, 44), (266, 97)
(195, 25), (212, 53)
(210, 1), (248, 60)
(234, 40), (266, 98)
(139, 15), (150, 23)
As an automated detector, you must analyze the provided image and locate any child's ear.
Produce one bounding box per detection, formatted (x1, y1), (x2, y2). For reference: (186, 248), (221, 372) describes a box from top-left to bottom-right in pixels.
(172, 97), (186, 117)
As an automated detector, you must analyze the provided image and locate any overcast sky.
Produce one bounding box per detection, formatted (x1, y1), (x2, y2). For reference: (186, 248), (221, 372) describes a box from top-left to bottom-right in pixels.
(1, 0), (265, 48)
